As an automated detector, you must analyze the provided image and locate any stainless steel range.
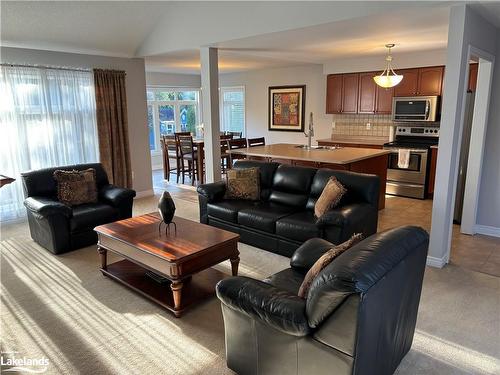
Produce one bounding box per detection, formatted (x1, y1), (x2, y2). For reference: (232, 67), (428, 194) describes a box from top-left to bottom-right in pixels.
(383, 125), (439, 199)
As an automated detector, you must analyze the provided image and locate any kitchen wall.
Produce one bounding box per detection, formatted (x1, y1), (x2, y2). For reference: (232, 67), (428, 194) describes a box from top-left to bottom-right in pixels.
(219, 64), (332, 144)
(477, 28), (500, 230)
(1, 47), (153, 196)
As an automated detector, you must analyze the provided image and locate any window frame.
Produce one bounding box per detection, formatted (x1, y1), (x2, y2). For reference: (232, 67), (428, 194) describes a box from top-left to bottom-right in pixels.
(146, 86), (201, 155)
(220, 86), (246, 137)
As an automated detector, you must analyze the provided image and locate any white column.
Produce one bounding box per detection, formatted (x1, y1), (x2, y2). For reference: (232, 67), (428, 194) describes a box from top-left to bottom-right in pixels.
(200, 47), (221, 183)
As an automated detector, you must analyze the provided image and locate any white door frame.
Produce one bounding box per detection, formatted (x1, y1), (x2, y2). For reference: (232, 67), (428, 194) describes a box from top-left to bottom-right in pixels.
(460, 46), (495, 234)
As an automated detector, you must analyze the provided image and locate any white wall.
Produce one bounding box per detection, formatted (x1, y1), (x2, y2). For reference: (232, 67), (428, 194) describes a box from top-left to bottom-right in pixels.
(220, 64), (331, 144)
(429, 5), (498, 267)
(477, 29), (500, 230)
(146, 71), (201, 88)
(1, 47), (153, 195)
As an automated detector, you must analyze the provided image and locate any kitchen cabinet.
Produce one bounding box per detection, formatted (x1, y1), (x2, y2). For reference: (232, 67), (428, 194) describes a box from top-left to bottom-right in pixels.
(428, 147), (438, 195)
(375, 86), (394, 114)
(342, 73), (359, 113)
(358, 72), (377, 113)
(468, 63), (478, 92)
(394, 66), (444, 97)
(326, 74), (343, 114)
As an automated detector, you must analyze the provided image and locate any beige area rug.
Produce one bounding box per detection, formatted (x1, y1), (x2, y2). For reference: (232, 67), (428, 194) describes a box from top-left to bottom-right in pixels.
(1, 194), (499, 375)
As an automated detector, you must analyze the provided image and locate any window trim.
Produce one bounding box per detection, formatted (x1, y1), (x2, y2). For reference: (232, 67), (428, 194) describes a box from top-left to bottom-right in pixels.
(220, 85), (246, 137)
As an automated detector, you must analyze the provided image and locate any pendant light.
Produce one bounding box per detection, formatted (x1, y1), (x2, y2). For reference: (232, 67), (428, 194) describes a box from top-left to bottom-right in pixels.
(373, 44), (403, 88)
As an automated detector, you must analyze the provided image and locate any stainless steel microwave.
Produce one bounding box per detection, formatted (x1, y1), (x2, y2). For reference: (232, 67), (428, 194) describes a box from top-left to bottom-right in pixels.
(392, 96), (439, 122)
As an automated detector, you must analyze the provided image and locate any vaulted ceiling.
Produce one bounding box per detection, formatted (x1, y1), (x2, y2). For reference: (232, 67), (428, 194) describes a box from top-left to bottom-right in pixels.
(1, 1), (499, 74)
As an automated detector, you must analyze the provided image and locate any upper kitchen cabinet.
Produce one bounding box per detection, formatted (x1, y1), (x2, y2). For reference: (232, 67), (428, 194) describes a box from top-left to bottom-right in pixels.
(394, 68), (419, 96)
(358, 72), (377, 113)
(342, 73), (359, 113)
(468, 63), (478, 92)
(394, 66), (444, 97)
(375, 85), (394, 114)
(326, 74), (343, 114)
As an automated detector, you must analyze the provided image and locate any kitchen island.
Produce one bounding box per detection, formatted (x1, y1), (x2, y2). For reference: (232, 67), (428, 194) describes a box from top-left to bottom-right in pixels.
(229, 143), (390, 209)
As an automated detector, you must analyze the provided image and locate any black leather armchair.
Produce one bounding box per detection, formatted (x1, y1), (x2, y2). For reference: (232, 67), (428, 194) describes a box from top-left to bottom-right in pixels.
(217, 226), (429, 375)
(21, 163), (136, 254)
(198, 160), (379, 257)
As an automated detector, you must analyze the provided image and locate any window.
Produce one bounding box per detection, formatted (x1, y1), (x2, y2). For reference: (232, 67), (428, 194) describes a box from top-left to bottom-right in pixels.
(220, 86), (245, 136)
(146, 88), (201, 152)
(0, 65), (99, 219)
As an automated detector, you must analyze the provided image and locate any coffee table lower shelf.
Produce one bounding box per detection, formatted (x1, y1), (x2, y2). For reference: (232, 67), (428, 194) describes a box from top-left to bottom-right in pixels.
(101, 259), (227, 317)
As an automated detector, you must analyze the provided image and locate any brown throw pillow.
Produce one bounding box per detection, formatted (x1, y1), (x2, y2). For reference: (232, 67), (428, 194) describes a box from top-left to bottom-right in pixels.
(53, 168), (98, 206)
(297, 233), (363, 298)
(225, 167), (260, 200)
(314, 176), (347, 218)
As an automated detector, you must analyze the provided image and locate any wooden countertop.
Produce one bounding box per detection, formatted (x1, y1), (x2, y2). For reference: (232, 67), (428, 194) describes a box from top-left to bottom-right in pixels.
(229, 143), (390, 165)
(317, 137), (389, 146)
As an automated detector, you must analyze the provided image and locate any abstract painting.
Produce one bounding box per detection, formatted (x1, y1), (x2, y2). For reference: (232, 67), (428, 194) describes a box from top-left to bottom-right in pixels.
(268, 85), (305, 132)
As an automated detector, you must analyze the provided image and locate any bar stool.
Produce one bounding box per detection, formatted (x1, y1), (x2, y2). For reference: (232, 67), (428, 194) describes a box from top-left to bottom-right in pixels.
(178, 135), (198, 185)
(247, 137), (265, 147)
(228, 138), (247, 166)
(161, 135), (181, 183)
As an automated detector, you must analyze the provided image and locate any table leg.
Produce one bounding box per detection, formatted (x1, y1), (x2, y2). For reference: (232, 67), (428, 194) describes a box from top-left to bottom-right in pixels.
(230, 254), (240, 276)
(97, 246), (107, 270)
(170, 280), (183, 317)
(197, 143), (204, 184)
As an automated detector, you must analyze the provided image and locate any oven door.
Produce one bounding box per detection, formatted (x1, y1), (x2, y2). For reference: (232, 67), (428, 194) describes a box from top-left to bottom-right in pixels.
(385, 148), (428, 185)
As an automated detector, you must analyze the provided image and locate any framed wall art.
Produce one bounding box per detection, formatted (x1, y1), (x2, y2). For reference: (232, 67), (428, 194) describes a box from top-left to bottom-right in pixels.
(268, 85), (305, 132)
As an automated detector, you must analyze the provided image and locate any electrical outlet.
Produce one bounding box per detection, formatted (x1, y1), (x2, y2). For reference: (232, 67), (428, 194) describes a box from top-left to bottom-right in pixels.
(132, 171), (135, 180)
(332, 121), (336, 129)
(366, 122), (371, 130)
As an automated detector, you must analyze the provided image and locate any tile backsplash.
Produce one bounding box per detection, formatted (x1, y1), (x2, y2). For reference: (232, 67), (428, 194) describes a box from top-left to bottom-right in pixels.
(331, 114), (394, 138)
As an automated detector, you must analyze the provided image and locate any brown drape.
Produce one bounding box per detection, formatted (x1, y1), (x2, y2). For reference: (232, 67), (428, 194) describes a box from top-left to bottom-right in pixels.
(93, 69), (132, 188)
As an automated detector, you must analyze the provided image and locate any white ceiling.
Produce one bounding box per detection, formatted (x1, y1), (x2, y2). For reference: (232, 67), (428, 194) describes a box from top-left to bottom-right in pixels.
(1, 1), (499, 74)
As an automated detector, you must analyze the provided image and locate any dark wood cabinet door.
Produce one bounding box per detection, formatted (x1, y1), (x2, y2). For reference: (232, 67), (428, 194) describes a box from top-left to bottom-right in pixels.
(358, 72), (377, 113)
(375, 85), (394, 114)
(418, 66), (444, 96)
(394, 68), (419, 97)
(342, 73), (359, 113)
(326, 74), (343, 113)
(468, 63), (478, 92)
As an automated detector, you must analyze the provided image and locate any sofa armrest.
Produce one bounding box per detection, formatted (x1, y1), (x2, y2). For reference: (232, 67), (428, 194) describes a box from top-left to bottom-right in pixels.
(197, 181), (226, 203)
(315, 203), (376, 229)
(216, 276), (311, 336)
(24, 197), (72, 218)
(99, 185), (136, 207)
(290, 238), (336, 274)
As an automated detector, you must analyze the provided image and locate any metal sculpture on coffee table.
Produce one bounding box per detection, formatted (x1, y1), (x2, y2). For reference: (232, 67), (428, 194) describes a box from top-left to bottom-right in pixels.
(158, 191), (176, 234)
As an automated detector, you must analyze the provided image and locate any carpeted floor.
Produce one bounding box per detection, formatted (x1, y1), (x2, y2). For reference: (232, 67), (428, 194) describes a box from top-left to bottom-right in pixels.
(1, 193), (499, 374)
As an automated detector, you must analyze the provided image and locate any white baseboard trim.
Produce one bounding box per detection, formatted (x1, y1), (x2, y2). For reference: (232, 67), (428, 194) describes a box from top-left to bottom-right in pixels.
(426, 255), (447, 268)
(475, 225), (500, 238)
(134, 189), (155, 199)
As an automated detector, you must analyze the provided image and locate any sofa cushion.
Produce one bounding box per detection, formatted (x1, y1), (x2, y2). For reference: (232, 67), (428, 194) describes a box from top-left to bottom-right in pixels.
(54, 168), (98, 206)
(276, 211), (322, 242)
(70, 203), (118, 232)
(233, 160), (279, 200)
(263, 268), (305, 295)
(314, 176), (347, 218)
(207, 200), (259, 223)
(224, 167), (260, 200)
(238, 203), (297, 233)
(269, 165), (317, 208)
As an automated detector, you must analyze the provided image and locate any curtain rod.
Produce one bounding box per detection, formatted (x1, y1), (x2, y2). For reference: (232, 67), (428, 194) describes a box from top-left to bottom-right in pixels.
(0, 63), (91, 73)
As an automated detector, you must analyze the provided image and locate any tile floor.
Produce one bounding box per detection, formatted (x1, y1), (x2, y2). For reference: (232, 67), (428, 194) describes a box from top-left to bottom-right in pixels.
(153, 169), (500, 277)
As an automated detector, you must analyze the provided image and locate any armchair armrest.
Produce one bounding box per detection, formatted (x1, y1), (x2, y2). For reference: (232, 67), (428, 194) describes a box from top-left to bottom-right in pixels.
(99, 185), (136, 207)
(216, 276), (311, 336)
(24, 197), (72, 218)
(197, 181), (226, 203)
(315, 203), (376, 229)
(290, 238), (336, 273)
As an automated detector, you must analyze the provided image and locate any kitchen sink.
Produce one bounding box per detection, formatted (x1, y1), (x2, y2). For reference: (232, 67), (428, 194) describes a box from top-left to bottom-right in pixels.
(295, 145), (343, 150)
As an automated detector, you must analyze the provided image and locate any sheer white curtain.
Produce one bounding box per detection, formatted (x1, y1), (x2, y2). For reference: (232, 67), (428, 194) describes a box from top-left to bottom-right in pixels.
(0, 65), (99, 220)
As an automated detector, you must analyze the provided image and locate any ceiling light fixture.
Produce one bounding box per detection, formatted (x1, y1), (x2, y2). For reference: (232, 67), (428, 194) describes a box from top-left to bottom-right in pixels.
(373, 44), (403, 88)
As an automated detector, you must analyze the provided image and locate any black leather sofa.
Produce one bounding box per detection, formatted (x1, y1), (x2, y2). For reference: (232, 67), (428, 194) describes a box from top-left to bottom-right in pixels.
(197, 160), (379, 257)
(21, 163), (136, 254)
(216, 226), (429, 375)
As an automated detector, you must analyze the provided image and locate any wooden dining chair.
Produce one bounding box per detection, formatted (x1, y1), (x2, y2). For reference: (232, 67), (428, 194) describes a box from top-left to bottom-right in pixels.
(220, 134), (234, 141)
(220, 140), (231, 173)
(178, 135), (198, 185)
(228, 138), (247, 165)
(228, 131), (242, 139)
(247, 137), (266, 147)
(161, 135), (181, 183)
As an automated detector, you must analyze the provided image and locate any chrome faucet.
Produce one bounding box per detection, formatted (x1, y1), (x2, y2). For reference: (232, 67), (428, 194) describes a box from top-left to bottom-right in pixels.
(304, 112), (314, 149)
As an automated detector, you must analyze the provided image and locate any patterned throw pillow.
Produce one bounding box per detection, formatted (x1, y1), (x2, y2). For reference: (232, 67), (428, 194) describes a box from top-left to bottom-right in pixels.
(297, 233), (363, 298)
(314, 176), (347, 218)
(53, 168), (98, 206)
(224, 167), (260, 200)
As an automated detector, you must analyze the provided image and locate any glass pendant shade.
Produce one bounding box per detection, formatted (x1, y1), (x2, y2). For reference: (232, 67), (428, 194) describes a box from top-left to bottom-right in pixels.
(373, 44), (403, 88)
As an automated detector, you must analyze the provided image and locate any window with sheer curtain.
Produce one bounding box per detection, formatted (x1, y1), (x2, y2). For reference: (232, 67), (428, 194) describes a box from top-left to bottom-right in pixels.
(220, 87), (245, 136)
(0, 65), (99, 220)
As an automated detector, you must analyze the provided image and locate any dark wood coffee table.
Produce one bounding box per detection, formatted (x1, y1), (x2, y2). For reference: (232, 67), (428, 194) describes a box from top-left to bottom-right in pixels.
(94, 213), (240, 317)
